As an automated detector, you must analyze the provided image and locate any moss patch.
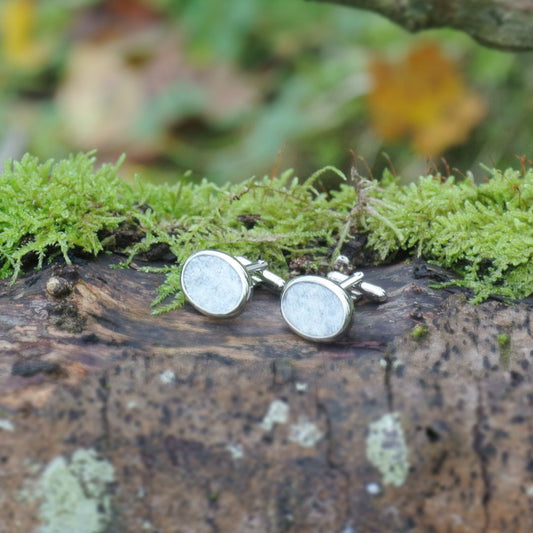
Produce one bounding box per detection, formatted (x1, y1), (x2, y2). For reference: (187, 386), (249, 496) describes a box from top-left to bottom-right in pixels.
(0, 152), (532, 310)
(410, 324), (429, 341)
(0, 152), (132, 280)
(497, 332), (512, 367)
(364, 167), (533, 303)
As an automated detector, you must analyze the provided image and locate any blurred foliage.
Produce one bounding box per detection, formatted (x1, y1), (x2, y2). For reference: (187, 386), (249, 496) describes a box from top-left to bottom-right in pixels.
(0, 0), (532, 183)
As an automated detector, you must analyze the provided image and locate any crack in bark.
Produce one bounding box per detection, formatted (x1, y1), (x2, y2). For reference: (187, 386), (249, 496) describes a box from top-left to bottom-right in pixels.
(383, 354), (395, 412)
(472, 381), (491, 533)
(97, 372), (111, 451)
(315, 395), (352, 527)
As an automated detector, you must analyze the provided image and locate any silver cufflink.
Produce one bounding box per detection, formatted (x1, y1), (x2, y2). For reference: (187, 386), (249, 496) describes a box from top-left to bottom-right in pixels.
(180, 250), (285, 318)
(280, 271), (387, 342)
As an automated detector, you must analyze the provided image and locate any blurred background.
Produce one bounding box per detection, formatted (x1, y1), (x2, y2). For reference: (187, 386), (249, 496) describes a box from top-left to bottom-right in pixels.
(0, 0), (532, 184)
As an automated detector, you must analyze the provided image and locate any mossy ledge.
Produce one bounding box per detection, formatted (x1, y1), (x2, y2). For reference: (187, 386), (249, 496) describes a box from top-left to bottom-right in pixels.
(0, 152), (531, 311)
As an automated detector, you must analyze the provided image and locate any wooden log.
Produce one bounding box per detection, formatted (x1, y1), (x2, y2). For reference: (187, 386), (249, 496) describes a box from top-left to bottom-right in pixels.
(1, 254), (532, 532)
(309, 0), (533, 50)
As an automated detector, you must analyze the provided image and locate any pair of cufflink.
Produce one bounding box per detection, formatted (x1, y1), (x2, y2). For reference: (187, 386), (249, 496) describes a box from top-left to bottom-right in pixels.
(180, 250), (387, 342)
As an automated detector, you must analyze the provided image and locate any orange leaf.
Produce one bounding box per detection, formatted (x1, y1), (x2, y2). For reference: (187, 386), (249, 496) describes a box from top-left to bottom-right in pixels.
(367, 42), (486, 156)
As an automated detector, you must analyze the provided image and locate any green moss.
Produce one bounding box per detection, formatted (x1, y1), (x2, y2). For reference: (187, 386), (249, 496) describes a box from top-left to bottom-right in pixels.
(497, 333), (511, 348)
(362, 167), (533, 303)
(0, 152), (134, 280)
(410, 324), (429, 341)
(497, 332), (512, 367)
(0, 152), (532, 311)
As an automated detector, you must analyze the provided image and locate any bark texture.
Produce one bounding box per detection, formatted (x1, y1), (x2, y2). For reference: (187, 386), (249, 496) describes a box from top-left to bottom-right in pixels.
(1, 255), (533, 532)
(309, 0), (533, 50)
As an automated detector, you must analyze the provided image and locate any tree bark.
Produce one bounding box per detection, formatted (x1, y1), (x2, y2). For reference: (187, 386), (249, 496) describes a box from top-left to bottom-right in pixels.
(309, 0), (533, 50)
(1, 255), (532, 532)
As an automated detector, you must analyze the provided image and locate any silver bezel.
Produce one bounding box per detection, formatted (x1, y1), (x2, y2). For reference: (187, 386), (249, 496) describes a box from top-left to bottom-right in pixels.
(280, 275), (354, 342)
(180, 250), (252, 318)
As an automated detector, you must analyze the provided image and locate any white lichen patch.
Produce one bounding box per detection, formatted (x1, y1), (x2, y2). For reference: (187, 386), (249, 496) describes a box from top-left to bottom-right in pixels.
(0, 418), (15, 431)
(295, 382), (308, 393)
(288, 418), (323, 448)
(36, 448), (115, 533)
(260, 399), (289, 431)
(365, 412), (410, 487)
(366, 482), (382, 496)
(159, 369), (176, 384)
(527, 485), (533, 497)
(225, 442), (244, 460)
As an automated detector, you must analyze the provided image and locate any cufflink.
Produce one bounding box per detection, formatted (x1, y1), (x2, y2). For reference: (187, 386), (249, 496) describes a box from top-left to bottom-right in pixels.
(280, 271), (386, 342)
(180, 250), (285, 318)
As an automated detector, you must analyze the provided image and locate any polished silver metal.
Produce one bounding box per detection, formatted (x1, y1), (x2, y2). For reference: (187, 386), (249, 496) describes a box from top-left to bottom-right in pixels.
(180, 250), (285, 318)
(236, 256), (286, 292)
(327, 271), (387, 302)
(280, 271), (387, 342)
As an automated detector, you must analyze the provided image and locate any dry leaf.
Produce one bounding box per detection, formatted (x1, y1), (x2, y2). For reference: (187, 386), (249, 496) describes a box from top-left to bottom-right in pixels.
(367, 43), (486, 156)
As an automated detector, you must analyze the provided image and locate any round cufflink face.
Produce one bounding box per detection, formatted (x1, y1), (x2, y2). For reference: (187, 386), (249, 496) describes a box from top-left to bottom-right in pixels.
(280, 276), (354, 342)
(180, 250), (252, 318)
